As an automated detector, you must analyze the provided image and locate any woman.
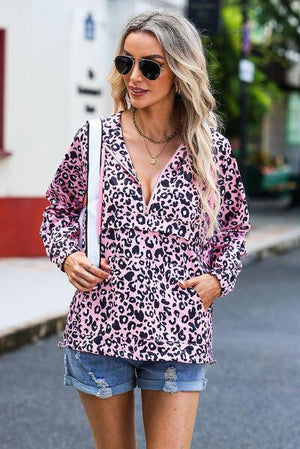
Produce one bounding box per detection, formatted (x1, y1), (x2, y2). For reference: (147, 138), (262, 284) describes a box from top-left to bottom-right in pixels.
(40, 9), (251, 449)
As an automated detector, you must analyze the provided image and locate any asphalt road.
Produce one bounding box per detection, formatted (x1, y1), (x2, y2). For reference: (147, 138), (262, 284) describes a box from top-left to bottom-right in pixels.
(1, 247), (299, 449)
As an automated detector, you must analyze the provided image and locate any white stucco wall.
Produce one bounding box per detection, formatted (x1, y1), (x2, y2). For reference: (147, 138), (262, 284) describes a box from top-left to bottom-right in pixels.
(0, 0), (185, 197)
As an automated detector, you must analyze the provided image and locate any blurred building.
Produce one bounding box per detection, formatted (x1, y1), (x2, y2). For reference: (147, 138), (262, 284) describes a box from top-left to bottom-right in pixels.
(261, 53), (300, 175)
(251, 21), (300, 175)
(0, 0), (186, 257)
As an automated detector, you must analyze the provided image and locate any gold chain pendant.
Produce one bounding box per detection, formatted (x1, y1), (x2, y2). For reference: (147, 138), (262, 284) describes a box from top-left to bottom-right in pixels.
(150, 157), (156, 165)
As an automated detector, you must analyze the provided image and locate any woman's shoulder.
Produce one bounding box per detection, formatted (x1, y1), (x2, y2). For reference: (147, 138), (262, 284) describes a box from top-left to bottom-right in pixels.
(101, 111), (122, 128)
(208, 127), (241, 183)
(87, 111), (123, 138)
(209, 127), (230, 152)
(71, 112), (121, 147)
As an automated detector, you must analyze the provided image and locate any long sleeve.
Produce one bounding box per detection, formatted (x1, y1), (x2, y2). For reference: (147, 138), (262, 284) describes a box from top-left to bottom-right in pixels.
(39, 122), (88, 271)
(208, 137), (251, 297)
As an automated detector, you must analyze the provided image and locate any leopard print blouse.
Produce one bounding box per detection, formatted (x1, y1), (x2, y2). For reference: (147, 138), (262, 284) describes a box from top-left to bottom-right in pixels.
(40, 111), (251, 364)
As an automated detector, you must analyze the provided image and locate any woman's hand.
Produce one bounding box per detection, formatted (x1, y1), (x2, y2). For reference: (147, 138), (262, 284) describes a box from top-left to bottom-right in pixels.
(178, 273), (222, 311)
(63, 251), (111, 292)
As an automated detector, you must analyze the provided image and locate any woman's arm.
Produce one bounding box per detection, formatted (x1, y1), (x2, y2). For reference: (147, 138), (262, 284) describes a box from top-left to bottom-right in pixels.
(208, 137), (251, 298)
(39, 123), (88, 271)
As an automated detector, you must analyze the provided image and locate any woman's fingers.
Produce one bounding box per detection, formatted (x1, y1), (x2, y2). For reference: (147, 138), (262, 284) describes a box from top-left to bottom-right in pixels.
(64, 251), (112, 291)
(75, 264), (107, 283)
(68, 269), (110, 291)
(70, 278), (92, 292)
(71, 265), (110, 289)
(69, 271), (98, 288)
(100, 256), (111, 272)
(88, 263), (110, 279)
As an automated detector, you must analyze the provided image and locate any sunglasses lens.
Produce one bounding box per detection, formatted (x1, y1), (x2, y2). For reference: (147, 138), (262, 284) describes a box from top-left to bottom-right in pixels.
(115, 56), (133, 75)
(139, 60), (160, 80)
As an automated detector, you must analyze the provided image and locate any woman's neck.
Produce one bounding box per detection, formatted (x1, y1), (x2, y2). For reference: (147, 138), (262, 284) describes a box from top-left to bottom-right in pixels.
(132, 100), (180, 141)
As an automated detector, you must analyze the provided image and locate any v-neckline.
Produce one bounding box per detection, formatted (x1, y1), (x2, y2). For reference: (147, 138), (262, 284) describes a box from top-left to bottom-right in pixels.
(118, 110), (185, 214)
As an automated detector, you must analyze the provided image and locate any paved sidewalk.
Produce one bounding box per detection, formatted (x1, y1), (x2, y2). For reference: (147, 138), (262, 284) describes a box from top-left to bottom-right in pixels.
(0, 201), (299, 354)
(245, 200), (300, 264)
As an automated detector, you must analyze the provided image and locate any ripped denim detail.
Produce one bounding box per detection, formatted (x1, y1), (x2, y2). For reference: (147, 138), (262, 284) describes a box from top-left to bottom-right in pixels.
(75, 351), (113, 398)
(163, 366), (178, 394)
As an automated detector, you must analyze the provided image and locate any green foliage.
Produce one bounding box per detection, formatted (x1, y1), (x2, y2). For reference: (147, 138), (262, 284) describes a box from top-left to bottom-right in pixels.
(250, 0), (300, 54)
(203, 1), (288, 139)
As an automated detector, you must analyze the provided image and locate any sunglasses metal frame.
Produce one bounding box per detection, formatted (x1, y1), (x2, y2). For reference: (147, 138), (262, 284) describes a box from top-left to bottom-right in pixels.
(114, 55), (164, 80)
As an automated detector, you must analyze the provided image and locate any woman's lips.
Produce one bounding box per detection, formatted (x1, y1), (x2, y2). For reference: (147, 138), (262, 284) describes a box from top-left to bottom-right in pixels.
(129, 86), (148, 97)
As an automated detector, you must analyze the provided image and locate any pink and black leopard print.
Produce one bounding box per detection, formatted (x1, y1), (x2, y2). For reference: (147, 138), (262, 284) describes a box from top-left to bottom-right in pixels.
(40, 111), (251, 364)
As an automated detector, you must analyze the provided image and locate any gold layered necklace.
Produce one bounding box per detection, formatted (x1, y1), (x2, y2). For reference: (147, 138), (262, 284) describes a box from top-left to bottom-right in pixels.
(132, 107), (181, 165)
(132, 107), (180, 144)
(143, 137), (169, 165)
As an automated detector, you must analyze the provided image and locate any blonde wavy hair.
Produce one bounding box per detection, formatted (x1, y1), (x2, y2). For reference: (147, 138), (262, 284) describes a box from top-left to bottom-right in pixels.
(107, 9), (223, 238)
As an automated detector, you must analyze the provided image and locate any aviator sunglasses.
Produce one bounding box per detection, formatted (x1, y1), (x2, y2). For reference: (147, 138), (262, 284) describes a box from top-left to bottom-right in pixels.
(114, 55), (163, 81)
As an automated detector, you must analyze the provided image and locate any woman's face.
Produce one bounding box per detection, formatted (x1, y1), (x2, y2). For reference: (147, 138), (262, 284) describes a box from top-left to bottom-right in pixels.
(120, 31), (176, 110)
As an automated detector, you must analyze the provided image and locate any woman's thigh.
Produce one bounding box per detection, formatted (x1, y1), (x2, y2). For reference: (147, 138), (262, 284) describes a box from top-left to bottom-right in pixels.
(137, 359), (208, 449)
(141, 389), (200, 449)
(78, 389), (137, 449)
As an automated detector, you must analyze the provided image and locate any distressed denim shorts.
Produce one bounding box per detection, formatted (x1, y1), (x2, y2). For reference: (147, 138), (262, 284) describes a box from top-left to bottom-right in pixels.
(63, 347), (208, 398)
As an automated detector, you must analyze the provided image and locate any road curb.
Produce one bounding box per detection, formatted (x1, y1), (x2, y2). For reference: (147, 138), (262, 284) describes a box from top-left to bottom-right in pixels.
(1, 234), (300, 356)
(0, 316), (66, 355)
(244, 231), (300, 266)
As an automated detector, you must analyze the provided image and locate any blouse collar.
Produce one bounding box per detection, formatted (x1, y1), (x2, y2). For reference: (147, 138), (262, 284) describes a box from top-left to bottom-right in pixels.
(103, 111), (188, 183)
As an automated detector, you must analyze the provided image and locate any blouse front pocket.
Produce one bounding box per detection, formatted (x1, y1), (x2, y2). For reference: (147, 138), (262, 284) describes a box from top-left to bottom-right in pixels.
(157, 262), (207, 338)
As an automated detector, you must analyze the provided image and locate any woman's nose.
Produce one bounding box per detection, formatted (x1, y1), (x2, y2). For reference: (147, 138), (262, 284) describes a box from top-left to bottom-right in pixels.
(129, 60), (143, 82)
